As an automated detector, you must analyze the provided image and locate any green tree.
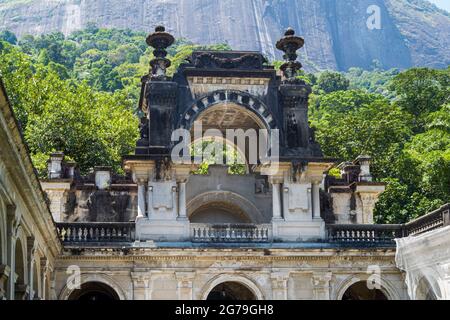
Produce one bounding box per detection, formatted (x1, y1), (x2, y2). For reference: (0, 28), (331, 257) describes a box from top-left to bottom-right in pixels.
(0, 30), (17, 45)
(0, 41), (139, 175)
(315, 71), (350, 94)
(389, 68), (450, 122)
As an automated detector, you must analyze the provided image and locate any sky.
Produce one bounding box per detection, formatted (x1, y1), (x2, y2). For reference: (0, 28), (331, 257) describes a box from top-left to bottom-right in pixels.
(428, 0), (450, 12)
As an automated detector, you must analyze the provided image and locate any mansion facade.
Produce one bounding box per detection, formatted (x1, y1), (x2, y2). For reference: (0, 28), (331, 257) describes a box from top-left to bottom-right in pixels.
(0, 27), (449, 301)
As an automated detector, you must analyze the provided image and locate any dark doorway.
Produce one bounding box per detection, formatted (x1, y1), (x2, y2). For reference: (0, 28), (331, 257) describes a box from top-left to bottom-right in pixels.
(342, 281), (388, 300)
(68, 282), (120, 301)
(207, 282), (256, 300)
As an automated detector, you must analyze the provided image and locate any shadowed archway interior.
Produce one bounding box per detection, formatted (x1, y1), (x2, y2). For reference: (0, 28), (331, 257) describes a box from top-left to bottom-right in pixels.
(68, 282), (120, 301)
(206, 282), (257, 300)
(187, 102), (273, 172)
(342, 281), (388, 300)
(190, 201), (251, 224)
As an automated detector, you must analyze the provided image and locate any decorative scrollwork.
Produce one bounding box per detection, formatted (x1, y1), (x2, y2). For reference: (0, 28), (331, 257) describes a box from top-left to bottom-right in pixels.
(194, 53), (266, 70)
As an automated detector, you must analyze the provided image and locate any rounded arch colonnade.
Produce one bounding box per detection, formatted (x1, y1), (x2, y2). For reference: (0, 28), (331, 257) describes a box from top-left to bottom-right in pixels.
(59, 272), (404, 300)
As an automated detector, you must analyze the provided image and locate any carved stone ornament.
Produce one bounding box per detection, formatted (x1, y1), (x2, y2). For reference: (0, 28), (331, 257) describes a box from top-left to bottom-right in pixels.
(193, 52), (266, 70)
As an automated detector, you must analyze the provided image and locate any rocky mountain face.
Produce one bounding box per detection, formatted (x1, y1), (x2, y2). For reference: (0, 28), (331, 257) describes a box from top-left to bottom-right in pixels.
(0, 0), (449, 70)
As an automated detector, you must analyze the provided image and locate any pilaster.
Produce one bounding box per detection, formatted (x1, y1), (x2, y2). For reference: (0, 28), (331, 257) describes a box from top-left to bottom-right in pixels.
(271, 271), (290, 300)
(312, 272), (332, 300)
(176, 272), (196, 300)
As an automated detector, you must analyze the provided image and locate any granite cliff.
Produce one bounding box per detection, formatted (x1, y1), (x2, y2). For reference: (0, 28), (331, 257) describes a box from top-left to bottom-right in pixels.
(0, 0), (449, 70)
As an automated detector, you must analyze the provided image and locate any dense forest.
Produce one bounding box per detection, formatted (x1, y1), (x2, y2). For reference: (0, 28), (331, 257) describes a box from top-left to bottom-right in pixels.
(0, 27), (448, 224)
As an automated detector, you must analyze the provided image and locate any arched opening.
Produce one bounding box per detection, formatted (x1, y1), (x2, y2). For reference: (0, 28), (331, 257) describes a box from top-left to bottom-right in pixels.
(180, 91), (278, 175)
(187, 191), (263, 224)
(14, 238), (27, 300)
(342, 281), (388, 300)
(189, 137), (248, 175)
(206, 282), (257, 300)
(190, 201), (251, 224)
(68, 282), (120, 301)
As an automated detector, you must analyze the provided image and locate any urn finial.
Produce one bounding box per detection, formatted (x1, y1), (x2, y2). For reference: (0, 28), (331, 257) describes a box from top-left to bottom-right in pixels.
(276, 28), (305, 82)
(146, 26), (175, 80)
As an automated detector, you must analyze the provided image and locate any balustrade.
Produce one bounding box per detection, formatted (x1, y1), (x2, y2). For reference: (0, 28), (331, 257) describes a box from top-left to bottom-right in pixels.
(56, 222), (135, 244)
(191, 224), (272, 243)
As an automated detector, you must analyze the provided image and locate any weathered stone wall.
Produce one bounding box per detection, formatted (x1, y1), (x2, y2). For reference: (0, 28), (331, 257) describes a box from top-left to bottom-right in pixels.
(53, 247), (408, 300)
(65, 189), (138, 222)
(187, 166), (272, 223)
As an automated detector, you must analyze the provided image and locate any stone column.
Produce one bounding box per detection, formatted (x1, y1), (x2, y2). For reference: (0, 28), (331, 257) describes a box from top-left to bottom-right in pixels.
(41, 188), (70, 222)
(178, 181), (187, 220)
(174, 164), (191, 221)
(7, 208), (18, 300)
(40, 257), (48, 300)
(358, 193), (377, 224)
(312, 272), (332, 300)
(271, 272), (290, 300)
(312, 180), (321, 220)
(271, 180), (283, 220)
(176, 272), (196, 300)
(137, 178), (147, 219)
(27, 237), (36, 300)
(131, 273), (151, 300)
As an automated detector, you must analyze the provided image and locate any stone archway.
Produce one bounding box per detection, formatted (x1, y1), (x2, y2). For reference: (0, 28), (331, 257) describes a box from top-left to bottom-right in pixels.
(180, 90), (278, 133)
(207, 282), (257, 300)
(341, 281), (388, 300)
(201, 274), (264, 300)
(178, 90), (279, 170)
(335, 275), (400, 300)
(59, 274), (128, 300)
(187, 191), (264, 224)
(67, 282), (120, 301)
